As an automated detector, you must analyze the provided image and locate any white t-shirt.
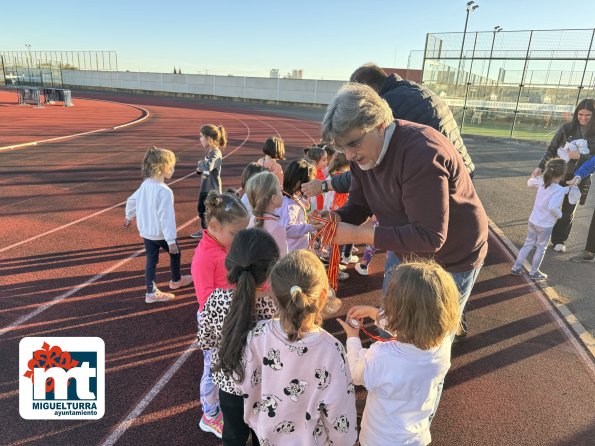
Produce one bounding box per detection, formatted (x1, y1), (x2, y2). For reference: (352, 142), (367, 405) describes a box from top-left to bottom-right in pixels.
(346, 336), (452, 446)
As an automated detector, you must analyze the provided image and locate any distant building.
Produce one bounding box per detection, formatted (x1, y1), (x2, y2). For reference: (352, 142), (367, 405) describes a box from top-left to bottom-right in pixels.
(270, 69), (280, 78)
(382, 67), (422, 83)
(292, 69), (303, 80)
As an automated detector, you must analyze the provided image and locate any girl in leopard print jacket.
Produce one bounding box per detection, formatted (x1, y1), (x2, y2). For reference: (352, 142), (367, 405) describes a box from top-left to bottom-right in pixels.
(198, 228), (280, 445)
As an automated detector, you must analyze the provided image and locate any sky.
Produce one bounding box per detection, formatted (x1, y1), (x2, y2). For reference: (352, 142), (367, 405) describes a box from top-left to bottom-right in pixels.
(3, 0), (595, 80)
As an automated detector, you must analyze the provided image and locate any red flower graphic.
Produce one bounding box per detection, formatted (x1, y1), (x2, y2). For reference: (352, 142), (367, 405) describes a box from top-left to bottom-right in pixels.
(23, 342), (79, 392)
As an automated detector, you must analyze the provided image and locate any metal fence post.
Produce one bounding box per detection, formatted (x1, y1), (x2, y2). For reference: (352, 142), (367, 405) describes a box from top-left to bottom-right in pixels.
(313, 79), (318, 104)
(510, 31), (533, 138)
(460, 32), (478, 132)
(576, 28), (595, 105)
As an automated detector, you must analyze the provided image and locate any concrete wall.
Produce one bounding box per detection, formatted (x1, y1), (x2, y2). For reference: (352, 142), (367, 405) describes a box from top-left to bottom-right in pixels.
(61, 70), (345, 105)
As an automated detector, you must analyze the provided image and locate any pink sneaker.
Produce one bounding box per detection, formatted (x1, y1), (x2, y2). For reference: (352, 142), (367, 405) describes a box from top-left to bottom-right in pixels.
(199, 410), (223, 438)
(169, 275), (193, 290)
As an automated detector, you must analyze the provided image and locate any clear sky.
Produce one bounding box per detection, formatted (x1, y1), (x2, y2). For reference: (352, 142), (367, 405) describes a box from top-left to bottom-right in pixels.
(3, 0), (595, 80)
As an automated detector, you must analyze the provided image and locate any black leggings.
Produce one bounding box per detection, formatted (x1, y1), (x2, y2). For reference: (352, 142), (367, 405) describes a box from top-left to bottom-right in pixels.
(219, 389), (260, 446)
(585, 208), (595, 253)
(197, 191), (209, 230)
(143, 238), (180, 294)
(551, 195), (578, 246)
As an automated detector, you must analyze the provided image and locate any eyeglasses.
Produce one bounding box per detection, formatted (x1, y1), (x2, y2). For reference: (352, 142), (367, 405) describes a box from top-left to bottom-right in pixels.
(334, 128), (373, 153)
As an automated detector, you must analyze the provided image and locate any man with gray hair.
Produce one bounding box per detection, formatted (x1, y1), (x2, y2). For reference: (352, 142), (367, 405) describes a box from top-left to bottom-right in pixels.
(321, 83), (488, 318)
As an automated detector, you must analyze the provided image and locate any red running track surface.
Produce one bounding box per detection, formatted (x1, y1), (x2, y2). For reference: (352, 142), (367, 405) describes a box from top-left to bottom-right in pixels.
(0, 91), (593, 446)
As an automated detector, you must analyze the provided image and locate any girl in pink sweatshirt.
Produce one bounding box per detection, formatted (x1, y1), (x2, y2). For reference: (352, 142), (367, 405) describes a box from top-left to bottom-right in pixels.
(191, 190), (249, 438)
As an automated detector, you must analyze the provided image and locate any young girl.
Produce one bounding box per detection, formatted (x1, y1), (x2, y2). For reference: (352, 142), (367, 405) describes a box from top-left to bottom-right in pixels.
(192, 124), (227, 239)
(305, 145), (328, 212)
(191, 190), (249, 438)
(511, 158), (568, 280)
(238, 250), (357, 446)
(279, 159), (316, 251)
(246, 171), (288, 256)
(337, 259), (462, 446)
(123, 146), (193, 303)
(239, 162), (267, 217)
(256, 136), (285, 186)
(198, 229), (280, 446)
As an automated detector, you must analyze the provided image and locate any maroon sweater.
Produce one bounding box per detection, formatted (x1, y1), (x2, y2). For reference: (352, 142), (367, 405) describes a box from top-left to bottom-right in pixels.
(335, 120), (488, 272)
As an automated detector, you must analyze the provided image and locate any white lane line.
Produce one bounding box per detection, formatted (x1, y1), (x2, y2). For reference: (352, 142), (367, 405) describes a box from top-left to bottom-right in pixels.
(488, 220), (595, 379)
(99, 340), (199, 446)
(0, 217), (198, 338)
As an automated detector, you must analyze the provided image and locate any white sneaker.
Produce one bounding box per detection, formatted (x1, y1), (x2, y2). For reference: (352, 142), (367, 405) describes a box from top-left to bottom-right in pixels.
(553, 244), (566, 252)
(169, 275), (193, 290)
(145, 289), (175, 303)
(355, 263), (369, 276)
(338, 271), (349, 280)
(341, 254), (359, 265)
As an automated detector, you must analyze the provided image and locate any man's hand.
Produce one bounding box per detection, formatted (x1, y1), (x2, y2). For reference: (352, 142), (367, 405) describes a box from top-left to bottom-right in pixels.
(301, 179), (324, 199)
(168, 243), (179, 255)
(122, 218), (132, 228)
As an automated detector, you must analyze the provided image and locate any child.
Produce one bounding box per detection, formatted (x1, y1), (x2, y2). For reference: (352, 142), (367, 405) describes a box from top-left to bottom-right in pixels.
(192, 124), (227, 238)
(256, 136), (285, 186)
(198, 228), (280, 446)
(246, 171), (288, 256)
(511, 158), (568, 280)
(337, 259), (462, 446)
(279, 159), (316, 251)
(123, 147), (193, 303)
(239, 162), (267, 217)
(238, 250), (357, 446)
(191, 190), (249, 438)
(305, 145), (328, 212)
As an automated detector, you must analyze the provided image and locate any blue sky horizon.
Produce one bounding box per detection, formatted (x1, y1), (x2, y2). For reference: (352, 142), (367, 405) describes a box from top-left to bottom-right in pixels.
(3, 0), (595, 80)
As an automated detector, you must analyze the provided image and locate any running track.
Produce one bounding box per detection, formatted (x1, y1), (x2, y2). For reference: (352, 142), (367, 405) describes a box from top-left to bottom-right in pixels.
(0, 90), (593, 446)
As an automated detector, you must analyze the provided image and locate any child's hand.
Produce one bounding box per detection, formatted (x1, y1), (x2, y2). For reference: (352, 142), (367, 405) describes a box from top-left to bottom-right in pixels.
(567, 175), (581, 186)
(532, 168), (542, 177)
(568, 150), (580, 160)
(347, 305), (379, 322)
(168, 243), (179, 255)
(122, 218), (132, 228)
(336, 318), (360, 338)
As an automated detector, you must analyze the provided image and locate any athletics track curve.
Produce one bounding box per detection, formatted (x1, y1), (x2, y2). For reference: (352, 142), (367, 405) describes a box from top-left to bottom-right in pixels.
(0, 90), (593, 446)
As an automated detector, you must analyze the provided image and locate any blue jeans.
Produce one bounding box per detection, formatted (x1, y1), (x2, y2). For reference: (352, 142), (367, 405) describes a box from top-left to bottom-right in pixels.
(382, 250), (401, 293)
(513, 222), (553, 274)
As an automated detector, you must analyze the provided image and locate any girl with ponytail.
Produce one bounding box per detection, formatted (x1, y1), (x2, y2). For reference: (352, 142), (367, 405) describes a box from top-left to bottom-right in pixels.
(512, 158), (568, 281)
(246, 171), (287, 256)
(198, 229), (279, 445)
(237, 250), (357, 446)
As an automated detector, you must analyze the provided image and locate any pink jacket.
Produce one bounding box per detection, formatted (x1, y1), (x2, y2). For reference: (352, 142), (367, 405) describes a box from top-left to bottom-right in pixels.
(191, 230), (229, 311)
(257, 157), (284, 186)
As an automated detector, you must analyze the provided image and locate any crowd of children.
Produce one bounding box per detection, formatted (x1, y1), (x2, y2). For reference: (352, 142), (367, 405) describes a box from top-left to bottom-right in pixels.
(121, 113), (591, 445)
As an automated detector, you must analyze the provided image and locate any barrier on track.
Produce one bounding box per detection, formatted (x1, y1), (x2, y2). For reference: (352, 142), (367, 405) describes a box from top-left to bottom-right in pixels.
(42, 88), (73, 106)
(17, 87), (42, 107)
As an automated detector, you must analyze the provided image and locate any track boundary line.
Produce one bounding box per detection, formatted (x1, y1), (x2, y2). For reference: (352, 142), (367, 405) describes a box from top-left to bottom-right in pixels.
(99, 340), (199, 446)
(487, 219), (595, 380)
(0, 217), (197, 338)
(0, 99), (150, 152)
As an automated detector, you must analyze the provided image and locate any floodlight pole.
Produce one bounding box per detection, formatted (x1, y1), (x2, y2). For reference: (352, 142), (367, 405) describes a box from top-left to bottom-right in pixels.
(486, 26), (502, 88)
(457, 2), (478, 92)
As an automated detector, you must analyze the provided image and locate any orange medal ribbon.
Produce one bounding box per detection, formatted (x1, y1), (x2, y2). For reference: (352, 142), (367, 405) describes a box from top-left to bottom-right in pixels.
(309, 212), (340, 291)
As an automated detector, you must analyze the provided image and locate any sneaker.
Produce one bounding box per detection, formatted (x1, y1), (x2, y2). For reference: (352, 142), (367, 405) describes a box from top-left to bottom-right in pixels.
(528, 271), (548, 281)
(355, 263), (369, 276)
(510, 267), (523, 275)
(341, 254), (359, 265)
(338, 271), (349, 280)
(570, 251), (595, 263)
(145, 289), (175, 303)
(199, 410), (223, 438)
(553, 244), (566, 253)
(351, 246), (360, 253)
(190, 230), (203, 239)
(169, 275), (193, 290)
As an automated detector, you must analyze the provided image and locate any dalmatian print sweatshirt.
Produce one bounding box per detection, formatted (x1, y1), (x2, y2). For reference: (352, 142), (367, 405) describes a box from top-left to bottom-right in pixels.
(239, 319), (357, 446)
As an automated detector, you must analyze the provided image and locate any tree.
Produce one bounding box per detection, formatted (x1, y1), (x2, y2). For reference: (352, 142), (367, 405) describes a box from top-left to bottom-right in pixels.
(173, 67), (177, 74)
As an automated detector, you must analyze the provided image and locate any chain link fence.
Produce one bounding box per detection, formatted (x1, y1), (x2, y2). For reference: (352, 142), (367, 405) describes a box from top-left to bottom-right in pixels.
(422, 29), (595, 141)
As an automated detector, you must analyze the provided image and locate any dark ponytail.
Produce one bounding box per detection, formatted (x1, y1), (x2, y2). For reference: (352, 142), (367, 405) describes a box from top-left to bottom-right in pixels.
(216, 229), (280, 382)
(543, 158), (566, 188)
